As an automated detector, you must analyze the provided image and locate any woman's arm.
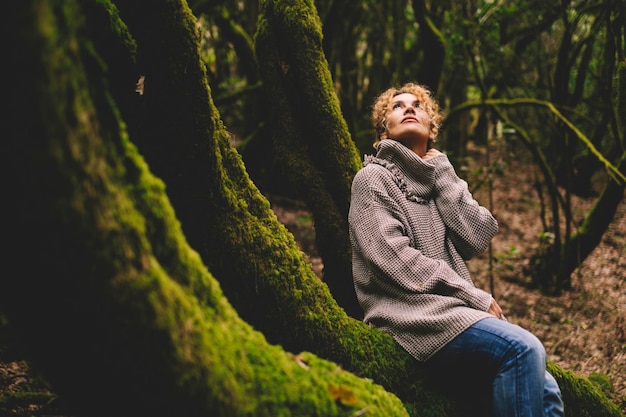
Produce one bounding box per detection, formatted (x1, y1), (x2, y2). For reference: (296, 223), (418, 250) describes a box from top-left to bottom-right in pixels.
(428, 152), (498, 259)
(349, 168), (493, 311)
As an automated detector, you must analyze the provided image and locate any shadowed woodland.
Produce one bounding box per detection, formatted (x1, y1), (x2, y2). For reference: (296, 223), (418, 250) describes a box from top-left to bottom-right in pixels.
(1, 0), (625, 416)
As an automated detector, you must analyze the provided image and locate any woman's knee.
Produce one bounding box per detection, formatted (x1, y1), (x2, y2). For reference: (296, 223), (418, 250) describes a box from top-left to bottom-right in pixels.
(497, 326), (547, 381)
(477, 319), (547, 369)
(517, 329), (546, 365)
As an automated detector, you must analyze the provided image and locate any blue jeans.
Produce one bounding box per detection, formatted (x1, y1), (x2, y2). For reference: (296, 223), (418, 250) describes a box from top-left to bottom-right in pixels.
(426, 317), (564, 416)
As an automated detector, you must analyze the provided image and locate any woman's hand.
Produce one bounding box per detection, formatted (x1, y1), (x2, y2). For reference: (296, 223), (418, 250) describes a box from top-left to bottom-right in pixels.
(488, 297), (504, 319)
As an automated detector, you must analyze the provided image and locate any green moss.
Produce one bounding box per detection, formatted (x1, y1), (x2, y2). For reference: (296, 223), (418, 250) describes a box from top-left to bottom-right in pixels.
(94, 0), (137, 59)
(548, 362), (623, 417)
(588, 372), (614, 397)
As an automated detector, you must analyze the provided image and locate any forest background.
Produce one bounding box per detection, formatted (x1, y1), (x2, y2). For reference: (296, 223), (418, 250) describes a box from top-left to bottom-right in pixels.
(1, 0), (625, 416)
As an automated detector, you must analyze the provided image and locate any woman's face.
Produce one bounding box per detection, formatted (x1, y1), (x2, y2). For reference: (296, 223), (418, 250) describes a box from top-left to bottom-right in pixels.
(382, 93), (431, 146)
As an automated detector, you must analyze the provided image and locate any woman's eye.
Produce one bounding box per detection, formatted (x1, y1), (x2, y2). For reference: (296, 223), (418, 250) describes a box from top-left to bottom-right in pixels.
(392, 103), (401, 109)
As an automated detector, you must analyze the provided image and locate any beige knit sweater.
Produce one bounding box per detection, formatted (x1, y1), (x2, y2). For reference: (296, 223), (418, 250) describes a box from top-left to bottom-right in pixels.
(348, 140), (499, 361)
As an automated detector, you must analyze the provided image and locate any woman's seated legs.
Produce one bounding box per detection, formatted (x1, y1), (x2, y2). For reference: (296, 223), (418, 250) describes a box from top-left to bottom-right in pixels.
(425, 317), (564, 417)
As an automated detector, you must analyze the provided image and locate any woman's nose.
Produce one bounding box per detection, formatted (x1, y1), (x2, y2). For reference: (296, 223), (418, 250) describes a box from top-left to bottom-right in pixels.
(404, 105), (416, 114)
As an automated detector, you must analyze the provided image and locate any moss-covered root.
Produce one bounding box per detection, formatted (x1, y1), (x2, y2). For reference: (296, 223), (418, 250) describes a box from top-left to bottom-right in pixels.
(270, 351), (410, 417)
(548, 362), (624, 417)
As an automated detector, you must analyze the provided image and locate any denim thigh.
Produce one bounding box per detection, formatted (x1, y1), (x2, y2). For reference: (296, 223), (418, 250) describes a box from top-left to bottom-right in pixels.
(425, 317), (547, 416)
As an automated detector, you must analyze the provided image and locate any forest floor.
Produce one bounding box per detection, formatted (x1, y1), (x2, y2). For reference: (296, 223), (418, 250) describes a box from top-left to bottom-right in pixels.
(0, 142), (624, 416)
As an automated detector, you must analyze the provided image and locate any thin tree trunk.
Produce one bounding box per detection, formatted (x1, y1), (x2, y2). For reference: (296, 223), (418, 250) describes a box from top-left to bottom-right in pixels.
(559, 158), (625, 281)
(412, 0), (445, 92)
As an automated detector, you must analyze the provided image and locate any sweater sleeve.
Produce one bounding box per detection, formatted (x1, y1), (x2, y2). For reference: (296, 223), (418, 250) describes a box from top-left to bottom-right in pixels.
(349, 168), (493, 312)
(431, 154), (499, 260)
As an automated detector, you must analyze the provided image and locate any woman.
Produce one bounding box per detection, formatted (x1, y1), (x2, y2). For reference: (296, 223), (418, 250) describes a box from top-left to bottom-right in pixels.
(348, 82), (564, 416)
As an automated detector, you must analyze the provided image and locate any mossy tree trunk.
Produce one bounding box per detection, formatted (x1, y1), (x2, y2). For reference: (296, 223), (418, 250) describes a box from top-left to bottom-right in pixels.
(1, 1), (409, 416)
(101, 1), (452, 415)
(1, 1), (623, 417)
(254, 0), (363, 319)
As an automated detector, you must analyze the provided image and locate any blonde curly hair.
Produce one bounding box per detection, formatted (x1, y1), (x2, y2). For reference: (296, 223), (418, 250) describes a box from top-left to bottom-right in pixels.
(371, 82), (443, 149)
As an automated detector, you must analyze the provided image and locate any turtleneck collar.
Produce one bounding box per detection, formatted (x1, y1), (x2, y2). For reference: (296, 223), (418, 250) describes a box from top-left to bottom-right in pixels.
(364, 139), (437, 201)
